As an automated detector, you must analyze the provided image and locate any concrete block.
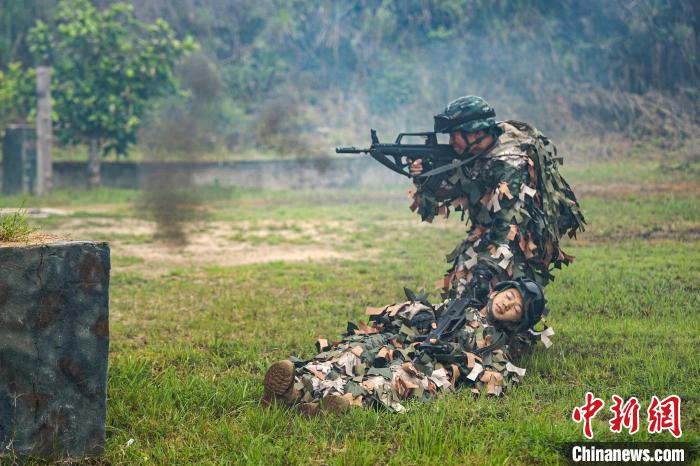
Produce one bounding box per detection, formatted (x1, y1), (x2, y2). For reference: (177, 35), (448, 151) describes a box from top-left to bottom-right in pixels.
(0, 241), (110, 458)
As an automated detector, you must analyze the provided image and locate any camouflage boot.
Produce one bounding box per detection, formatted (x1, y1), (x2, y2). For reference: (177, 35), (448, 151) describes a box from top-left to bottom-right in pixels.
(319, 394), (351, 415)
(262, 360), (299, 407)
(297, 401), (320, 418)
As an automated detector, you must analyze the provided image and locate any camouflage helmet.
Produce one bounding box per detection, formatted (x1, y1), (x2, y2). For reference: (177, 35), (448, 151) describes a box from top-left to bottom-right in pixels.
(434, 95), (500, 135)
(491, 278), (548, 333)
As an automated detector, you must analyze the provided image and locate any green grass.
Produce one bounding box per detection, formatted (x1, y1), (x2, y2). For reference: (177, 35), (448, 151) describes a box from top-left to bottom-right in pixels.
(229, 232), (317, 245)
(0, 187), (142, 208)
(577, 195), (699, 240)
(0, 207), (37, 241)
(103, 239), (699, 464)
(111, 255), (147, 268)
(5, 158), (700, 464)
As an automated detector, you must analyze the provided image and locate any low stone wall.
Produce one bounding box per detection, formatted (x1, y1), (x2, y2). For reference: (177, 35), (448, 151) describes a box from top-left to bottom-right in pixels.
(0, 241), (110, 459)
(52, 157), (406, 190)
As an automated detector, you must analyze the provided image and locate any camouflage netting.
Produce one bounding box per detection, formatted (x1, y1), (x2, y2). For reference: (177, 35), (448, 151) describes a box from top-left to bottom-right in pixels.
(412, 120), (585, 293)
(286, 295), (553, 413)
(0, 241), (110, 459)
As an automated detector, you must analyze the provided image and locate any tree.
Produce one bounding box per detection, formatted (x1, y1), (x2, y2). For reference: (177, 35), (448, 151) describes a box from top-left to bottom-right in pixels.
(0, 63), (35, 129)
(0, 0), (57, 69)
(28, 0), (194, 188)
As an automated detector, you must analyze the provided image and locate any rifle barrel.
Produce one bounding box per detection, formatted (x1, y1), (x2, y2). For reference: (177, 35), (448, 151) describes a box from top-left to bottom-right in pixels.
(335, 146), (368, 154)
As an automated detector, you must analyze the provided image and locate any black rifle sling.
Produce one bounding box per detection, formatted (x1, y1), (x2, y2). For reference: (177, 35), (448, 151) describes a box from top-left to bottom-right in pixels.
(417, 136), (498, 179)
(417, 153), (480, 178)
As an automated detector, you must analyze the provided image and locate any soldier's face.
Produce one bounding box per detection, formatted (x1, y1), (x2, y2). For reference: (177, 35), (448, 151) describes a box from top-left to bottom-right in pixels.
(491, 288), (524, 322)
(449, 131), (468, 155)
(450, 130), (489, 156)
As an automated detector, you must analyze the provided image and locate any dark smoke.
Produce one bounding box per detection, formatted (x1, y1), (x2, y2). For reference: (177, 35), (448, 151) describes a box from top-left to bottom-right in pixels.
(137, 169), (205, 246)
(137, 51), (222, 245)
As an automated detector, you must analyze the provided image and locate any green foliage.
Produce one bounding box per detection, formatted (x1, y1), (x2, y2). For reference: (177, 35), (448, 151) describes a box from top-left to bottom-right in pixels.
(364, 53), (420, 114)
(0, 63), (35, 128)
(0, 0), (56, 68)
(0, 207), (37, 241)
(27, 0), (195, 156)
(1, 0), (697, 155)
(133, 0), (697, 146)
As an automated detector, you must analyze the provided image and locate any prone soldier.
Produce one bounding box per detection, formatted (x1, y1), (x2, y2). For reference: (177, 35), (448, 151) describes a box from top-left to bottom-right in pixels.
(261, 278), (553, 415)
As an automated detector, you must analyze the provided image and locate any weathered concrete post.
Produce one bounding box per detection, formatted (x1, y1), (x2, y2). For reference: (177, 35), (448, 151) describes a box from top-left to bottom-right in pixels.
(35, 66), (53, 196)
(1, 125), (36, 195)
(0, 241), (110, 459)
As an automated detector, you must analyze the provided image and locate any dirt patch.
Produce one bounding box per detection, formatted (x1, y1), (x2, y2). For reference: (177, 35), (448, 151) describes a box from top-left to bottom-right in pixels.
(55, 217), (153, 237)
(43, 217), (376, 275)
(0, 231), (69, 248)
(126, 220), (377, 273)
(121, 241), (358, 273)
(228, 219), (350, 243)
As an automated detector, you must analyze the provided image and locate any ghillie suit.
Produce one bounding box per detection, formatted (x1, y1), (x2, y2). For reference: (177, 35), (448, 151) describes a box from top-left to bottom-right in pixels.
(263, 280), (553, 414)
(412, 96), (586, 302)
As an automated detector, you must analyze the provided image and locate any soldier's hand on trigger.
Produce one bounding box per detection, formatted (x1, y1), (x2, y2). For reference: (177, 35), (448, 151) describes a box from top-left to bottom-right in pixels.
(408, 158), (423, 176)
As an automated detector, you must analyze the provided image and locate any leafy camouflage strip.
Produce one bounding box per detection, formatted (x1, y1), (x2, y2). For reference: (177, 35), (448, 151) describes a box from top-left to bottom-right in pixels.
(288, 299), (553, 413)
(411, 120), (586, 292)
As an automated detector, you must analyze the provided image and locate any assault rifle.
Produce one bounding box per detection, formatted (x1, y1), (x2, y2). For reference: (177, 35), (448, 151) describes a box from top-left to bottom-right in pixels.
(413, 298), (471, 348)
(412, 297), (506, 365)
(336, 129), (481, 180)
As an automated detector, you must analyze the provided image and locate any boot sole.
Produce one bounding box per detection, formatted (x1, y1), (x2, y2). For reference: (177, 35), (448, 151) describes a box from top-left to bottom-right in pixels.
(263, 360), (295, 395)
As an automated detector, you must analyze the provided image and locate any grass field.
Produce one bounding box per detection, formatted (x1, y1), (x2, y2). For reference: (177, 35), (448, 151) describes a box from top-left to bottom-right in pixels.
(3, 158), (699, 464)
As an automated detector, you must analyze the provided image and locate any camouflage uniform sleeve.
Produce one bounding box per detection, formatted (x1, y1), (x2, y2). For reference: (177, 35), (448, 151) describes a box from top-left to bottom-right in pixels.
(508, 322), (556, 362)
(409, 171), (465, 223)
(480, 157), (530, 222)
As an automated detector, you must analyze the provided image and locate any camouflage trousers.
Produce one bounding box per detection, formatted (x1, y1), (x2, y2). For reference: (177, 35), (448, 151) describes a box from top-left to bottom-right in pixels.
(289, 330), (522, 413)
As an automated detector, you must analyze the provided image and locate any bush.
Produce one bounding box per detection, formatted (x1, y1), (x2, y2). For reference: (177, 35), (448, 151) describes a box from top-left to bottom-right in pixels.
(0, 208), (37, 242)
